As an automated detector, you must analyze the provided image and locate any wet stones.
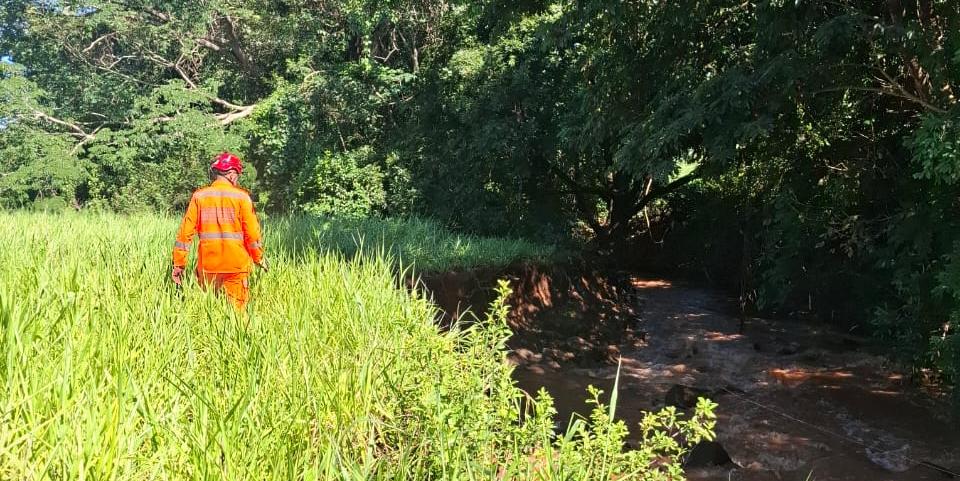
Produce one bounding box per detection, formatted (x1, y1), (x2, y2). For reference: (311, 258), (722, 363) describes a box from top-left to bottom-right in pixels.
(776, 343), (801, 356)
(564, 336), (591, 351)
(542, 347), (575, 363)
(602, 344), (621, 363)
(666, 336), (703, 360)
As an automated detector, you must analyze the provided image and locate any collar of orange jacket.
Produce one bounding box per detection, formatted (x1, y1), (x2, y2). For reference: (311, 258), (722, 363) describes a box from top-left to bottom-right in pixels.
(211, 178), (234, 188)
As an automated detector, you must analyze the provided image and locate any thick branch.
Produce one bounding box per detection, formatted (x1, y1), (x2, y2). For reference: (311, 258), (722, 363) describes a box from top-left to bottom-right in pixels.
(636, 170), (701, 211)
(214, 104), (256, 125)
(196, 38), (222, 52)
(876, 68), (942, 113)
(172, 61), (198, 89)
(82, 32), (116, 54)
(222, 15), (257, 75)
(396, 29), (419, 73)
(33, 110), (102, 154)
(602, 170), (701, 240)
(33, 110), (93, 140)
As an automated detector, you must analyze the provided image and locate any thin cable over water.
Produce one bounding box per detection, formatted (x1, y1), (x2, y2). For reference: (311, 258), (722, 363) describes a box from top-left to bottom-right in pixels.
(716, 385), (959, 478)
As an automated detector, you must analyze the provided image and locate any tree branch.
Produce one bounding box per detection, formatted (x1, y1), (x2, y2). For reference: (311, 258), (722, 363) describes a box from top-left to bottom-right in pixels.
(171, 58), (199, 89)
(809, 85), (946, 114)
(876, 67), (943, 113)
(545, 162), (610, 199)
(33, 110), (93, 140)
(196, 38), (222, 52)
(222, 15), (257, 75)
(636, 170), (701, 211)
(136, 46), (256, 122)
(214, 104), (256, 125)
(82, 32), (116, 54)
(69, 25), (257, 129)
(32, 110), (103, 153)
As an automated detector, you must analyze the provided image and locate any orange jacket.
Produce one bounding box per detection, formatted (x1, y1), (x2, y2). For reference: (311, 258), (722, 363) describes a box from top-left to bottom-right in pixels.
(172, 179), (264, 273)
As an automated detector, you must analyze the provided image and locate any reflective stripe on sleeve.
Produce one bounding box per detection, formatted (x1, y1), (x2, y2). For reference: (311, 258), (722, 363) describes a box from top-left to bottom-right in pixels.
(174, 241), (191, 250)
(248, 241), (262, 250)
(199, 232), (244, 240)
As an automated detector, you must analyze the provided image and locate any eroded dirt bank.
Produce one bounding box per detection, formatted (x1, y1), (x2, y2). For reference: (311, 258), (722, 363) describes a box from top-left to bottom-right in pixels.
(420, 269), (960, 480)
(417, 262), (640, 356)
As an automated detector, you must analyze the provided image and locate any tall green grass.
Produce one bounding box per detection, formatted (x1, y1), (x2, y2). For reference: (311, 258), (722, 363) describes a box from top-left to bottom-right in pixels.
(0, 212), (714, 480)
(266, 215), (558, 271)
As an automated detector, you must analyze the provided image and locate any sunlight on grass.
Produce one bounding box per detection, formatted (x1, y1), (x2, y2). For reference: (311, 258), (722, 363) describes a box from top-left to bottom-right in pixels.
(0, 212), (713, 480)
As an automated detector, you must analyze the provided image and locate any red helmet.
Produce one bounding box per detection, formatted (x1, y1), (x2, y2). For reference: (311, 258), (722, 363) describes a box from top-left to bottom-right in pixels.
(211, 152), (243, 174)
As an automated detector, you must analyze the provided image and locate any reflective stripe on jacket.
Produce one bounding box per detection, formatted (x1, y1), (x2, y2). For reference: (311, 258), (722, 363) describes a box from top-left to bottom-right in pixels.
(172, 179), (264, 273)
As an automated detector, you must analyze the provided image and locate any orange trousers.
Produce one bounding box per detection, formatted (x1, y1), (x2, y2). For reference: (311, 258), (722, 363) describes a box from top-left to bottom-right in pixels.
(198, 271), (250, 309)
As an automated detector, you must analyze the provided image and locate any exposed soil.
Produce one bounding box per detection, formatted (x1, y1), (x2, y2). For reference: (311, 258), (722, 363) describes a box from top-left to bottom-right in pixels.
(509, 277), (960, 481)
(417, 262), (641, 356)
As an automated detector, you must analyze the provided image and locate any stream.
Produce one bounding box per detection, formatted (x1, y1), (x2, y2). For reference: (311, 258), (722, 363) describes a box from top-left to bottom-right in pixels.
(510, 277), (960, 480)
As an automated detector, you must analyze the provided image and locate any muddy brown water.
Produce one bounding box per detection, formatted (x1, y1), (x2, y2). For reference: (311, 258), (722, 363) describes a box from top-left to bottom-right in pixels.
(510, 278), (960, 481)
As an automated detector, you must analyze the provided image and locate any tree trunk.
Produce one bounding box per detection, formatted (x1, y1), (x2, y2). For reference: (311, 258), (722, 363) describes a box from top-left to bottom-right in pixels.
(598, 179), (641, 257)
(594, 170), (700, 258)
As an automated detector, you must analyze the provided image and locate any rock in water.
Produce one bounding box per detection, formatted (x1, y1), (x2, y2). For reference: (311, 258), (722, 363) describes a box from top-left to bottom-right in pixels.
(664, 384), (710, 409)
(684, 441), (735, 467)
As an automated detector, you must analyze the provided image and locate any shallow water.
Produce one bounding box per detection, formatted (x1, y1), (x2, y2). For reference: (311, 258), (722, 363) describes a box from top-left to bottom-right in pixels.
(511, 277), (960, 481)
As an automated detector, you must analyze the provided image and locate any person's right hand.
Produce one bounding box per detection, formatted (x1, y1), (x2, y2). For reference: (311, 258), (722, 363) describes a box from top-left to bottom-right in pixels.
(172, 266), (185, 286)
(257, 258), (270, 272)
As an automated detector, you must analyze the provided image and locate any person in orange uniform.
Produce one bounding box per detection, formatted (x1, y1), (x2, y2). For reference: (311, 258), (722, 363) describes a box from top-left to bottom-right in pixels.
(171, 152), (267, 309)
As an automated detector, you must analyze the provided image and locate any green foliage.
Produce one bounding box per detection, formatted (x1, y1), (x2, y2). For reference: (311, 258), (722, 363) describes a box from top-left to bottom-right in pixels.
(0, 212), (713, 479)
(294, 148), (387, 218)
(0, 62), (86, 207)
(913, 113), (960, 182)
(85, 111), (249, 213)
(541, 387), (717, 481)
(3, 0), (960, 398)
(246, 63), (417, 215)
(0, 125), (85, 208)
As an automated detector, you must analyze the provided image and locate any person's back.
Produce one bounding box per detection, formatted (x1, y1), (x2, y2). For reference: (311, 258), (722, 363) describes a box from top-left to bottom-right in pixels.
(187, 179), (261, 273)
(172, 152), (266, 309)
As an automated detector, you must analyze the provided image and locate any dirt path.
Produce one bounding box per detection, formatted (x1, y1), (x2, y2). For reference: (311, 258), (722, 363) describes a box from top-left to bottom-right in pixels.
(510, 277), (960, 481)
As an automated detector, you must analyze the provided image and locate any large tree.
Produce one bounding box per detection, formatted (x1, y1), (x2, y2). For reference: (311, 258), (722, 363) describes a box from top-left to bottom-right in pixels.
(0, 0), (451, 213)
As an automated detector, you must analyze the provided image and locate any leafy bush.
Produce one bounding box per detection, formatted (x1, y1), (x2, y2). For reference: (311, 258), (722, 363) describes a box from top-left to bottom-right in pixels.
(294, 148), (387, 218)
